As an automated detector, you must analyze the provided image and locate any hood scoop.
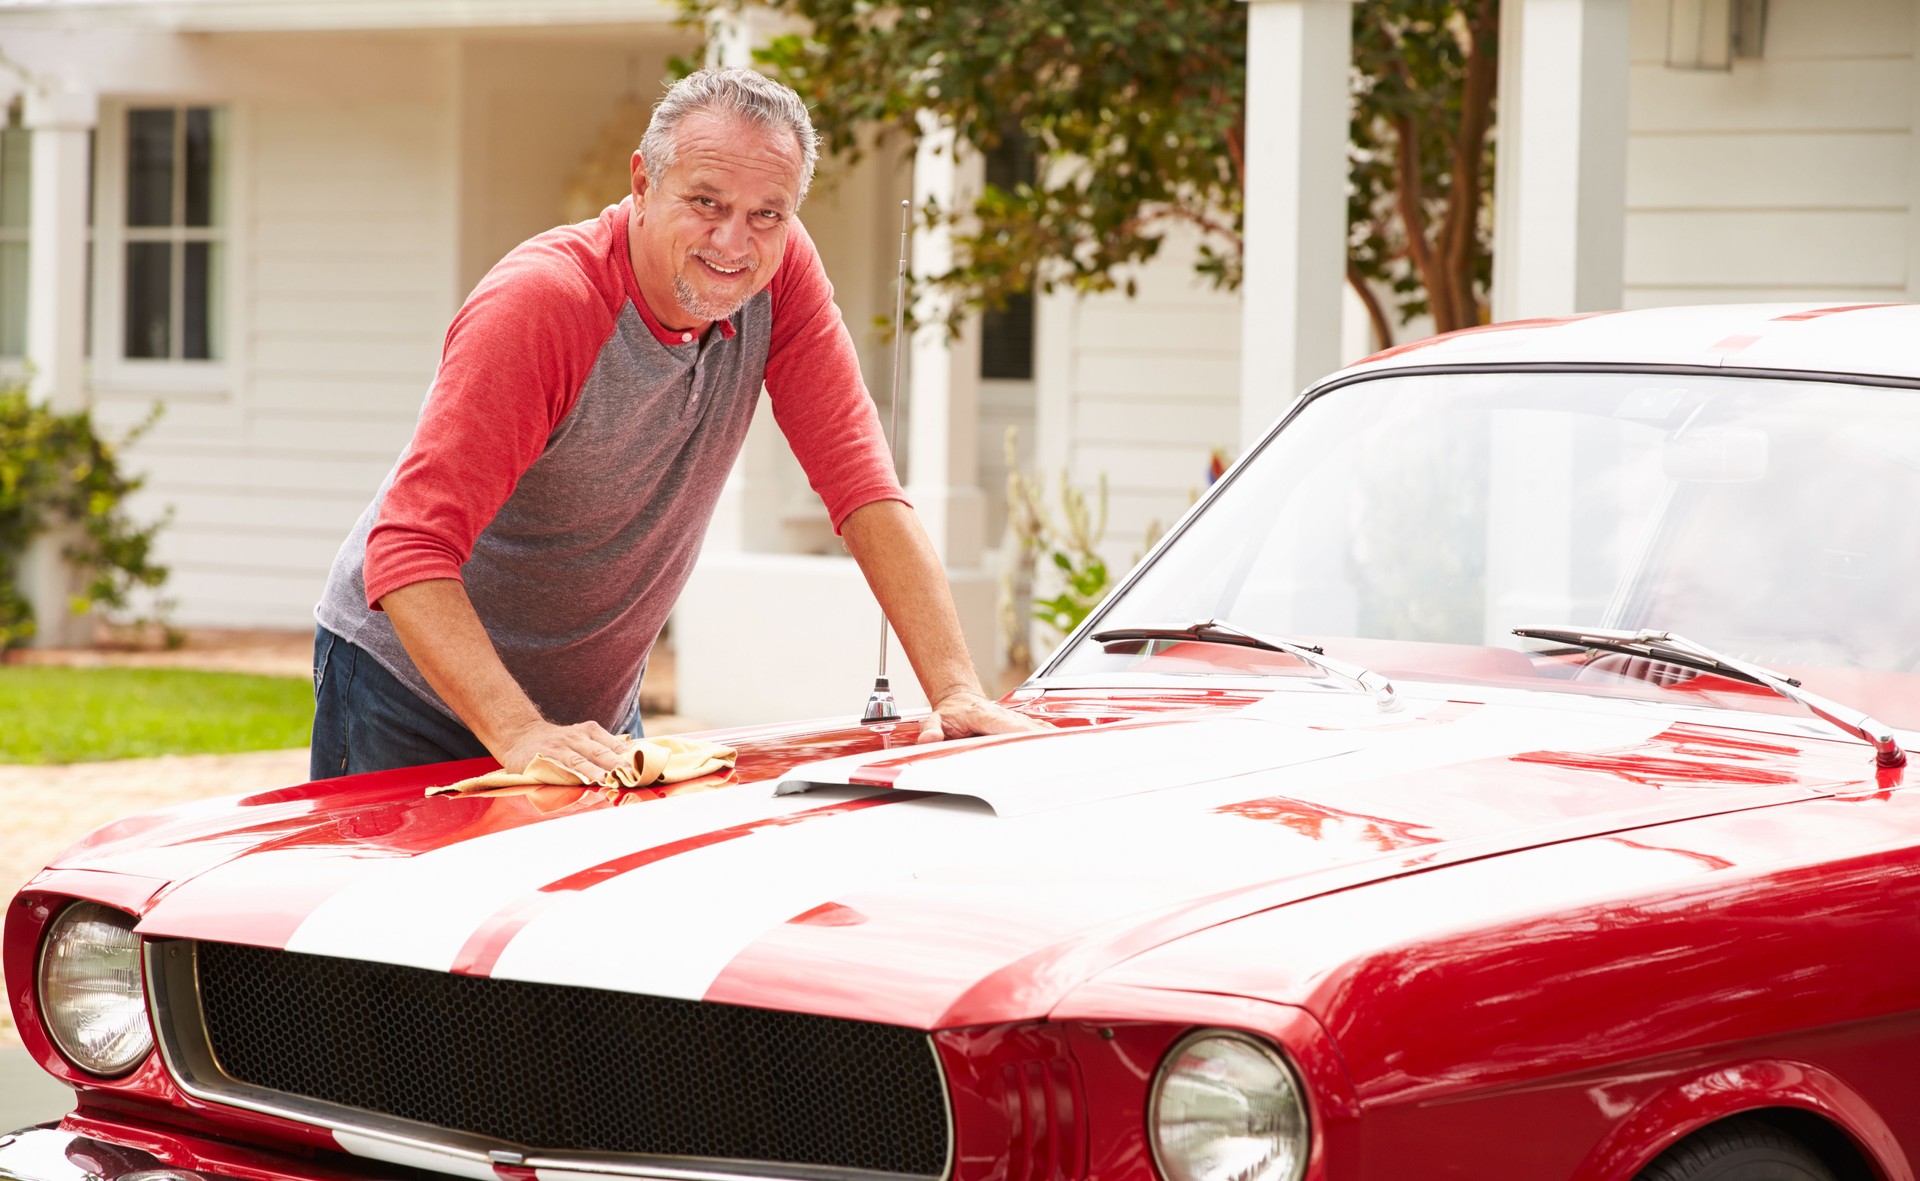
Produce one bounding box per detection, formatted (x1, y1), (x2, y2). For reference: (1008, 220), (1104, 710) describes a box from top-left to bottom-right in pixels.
(775, 717), (1365, 816)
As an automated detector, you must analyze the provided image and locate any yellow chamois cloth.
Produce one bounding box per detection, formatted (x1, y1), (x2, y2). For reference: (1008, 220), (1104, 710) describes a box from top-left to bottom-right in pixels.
(428, 734), (737, 797)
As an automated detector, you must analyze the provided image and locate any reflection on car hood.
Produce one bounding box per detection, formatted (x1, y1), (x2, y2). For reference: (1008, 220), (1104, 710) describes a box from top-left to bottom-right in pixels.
(45, 690), (1876, 1030)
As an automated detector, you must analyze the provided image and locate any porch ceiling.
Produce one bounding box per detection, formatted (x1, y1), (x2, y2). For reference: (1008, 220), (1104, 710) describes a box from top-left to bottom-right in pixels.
(0, 0), (679, 33)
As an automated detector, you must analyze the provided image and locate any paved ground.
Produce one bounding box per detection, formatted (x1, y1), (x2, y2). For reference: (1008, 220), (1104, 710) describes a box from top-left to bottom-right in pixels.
(5, 627), (317, 678)
(0, 629), (696, 1129)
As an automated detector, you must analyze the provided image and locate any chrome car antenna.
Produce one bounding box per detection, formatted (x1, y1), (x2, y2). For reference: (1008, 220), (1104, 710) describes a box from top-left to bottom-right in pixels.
(860, 198), (912, 727)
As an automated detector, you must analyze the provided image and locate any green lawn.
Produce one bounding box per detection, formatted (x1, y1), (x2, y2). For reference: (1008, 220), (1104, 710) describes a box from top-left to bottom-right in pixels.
(0, 666), (312, 764)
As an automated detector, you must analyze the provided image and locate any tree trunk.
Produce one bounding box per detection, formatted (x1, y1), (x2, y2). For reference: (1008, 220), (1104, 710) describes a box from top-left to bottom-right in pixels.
(1439, 0), (1499, 328)
(1348, 261), (1395, 350)
(1393, 110), (1456, 333)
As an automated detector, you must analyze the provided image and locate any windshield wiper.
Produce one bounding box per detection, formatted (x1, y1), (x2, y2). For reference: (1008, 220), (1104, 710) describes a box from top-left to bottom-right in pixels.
(1090, 619), (1398, 709)
(1514, 625), (1907, 769)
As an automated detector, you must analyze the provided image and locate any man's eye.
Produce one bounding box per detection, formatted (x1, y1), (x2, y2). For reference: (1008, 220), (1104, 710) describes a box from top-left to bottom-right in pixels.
(756, 210), (784, 222)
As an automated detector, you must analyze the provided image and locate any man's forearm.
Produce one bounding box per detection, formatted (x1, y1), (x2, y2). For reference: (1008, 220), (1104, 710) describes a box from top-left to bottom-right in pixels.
(379, 579), (633, 778)
(379, 579), (545, 754)
(839, 500), (983, 703)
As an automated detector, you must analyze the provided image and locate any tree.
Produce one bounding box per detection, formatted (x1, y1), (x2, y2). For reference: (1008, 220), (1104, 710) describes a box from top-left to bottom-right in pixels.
(1350, 0), (1500, 340)
(680, 0), (1499, 342)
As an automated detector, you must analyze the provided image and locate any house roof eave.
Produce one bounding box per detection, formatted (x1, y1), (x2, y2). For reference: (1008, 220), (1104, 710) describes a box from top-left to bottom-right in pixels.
(0, 0), (681, 34)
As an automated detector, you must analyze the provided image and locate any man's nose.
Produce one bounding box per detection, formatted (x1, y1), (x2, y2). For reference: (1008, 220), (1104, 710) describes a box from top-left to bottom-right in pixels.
(710, 214), (751, 259)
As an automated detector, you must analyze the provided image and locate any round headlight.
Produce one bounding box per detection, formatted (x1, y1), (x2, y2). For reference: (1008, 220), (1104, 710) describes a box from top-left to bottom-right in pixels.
(1149, 1031), (1309, 1181)
(36, 901), (153, 1076)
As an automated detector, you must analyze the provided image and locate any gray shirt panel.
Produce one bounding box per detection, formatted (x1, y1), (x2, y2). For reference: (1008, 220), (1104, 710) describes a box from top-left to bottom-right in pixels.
(316, 293), (772, 732)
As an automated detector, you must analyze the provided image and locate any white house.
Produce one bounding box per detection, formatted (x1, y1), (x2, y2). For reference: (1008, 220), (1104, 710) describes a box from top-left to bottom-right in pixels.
(2, 0), (1917, 726)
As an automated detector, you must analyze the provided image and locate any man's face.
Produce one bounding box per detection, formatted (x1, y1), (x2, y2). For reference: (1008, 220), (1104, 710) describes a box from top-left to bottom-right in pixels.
(628, 110), (805, 329)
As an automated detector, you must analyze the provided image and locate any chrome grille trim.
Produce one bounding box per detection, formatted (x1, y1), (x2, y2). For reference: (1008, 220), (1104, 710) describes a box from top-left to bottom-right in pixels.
(145, 940), (953, 1181)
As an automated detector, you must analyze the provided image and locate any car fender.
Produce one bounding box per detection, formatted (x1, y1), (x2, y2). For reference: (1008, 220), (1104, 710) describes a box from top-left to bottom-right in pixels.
(1052, 979), (1362, 1181)
(1570, 1057), (1910, 1181)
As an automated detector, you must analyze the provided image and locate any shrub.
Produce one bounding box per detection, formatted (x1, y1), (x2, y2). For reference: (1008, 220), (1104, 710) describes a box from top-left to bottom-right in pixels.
(0, 383), (171, 649)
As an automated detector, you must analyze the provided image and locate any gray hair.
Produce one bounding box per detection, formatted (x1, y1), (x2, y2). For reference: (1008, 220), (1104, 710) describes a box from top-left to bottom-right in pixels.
(640, 67), (820, 205)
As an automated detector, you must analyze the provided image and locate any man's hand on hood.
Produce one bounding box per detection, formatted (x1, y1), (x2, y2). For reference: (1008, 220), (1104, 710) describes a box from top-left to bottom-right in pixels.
(917, 689), (1052, 744)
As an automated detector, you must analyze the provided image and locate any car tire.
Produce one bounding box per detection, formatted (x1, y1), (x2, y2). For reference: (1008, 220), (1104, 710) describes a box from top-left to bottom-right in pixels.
(1637, 1118), (1839, 1181)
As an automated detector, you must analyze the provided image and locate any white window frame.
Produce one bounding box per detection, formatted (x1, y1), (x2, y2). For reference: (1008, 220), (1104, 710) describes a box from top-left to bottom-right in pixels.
(90, 100), (246, 398)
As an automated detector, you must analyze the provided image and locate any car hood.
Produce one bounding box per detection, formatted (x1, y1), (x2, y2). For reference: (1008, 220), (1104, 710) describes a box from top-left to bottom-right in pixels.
(47, 688), (1874, 1030)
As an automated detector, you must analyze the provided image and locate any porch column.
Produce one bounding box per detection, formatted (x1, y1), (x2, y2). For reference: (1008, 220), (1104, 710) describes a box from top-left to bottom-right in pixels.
(20, 85), (99, 647)
(904, 115), (986, 567)
(1238, 0), (1353, 452)
(24, 86), (95, 412)
(1490, 0), (1630, 320)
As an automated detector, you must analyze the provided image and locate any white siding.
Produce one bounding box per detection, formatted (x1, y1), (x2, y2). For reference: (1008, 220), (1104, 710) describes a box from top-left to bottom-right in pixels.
(976, 376), (1036, 547)
(1034, 227), (1240, 575)
(1623, 0), (1918, 307)
(97, 90), (458, 627)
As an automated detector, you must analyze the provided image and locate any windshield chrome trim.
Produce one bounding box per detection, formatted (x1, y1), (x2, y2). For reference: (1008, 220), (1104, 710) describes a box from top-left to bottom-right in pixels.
(1323, 360), (1920, 394)
(144, 940), (952, 1181)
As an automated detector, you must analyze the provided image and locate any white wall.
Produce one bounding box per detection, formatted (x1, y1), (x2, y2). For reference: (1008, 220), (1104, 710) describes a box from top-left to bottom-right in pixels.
(1033, 227), (1242, 578)
(1623, 0), (1918, 306)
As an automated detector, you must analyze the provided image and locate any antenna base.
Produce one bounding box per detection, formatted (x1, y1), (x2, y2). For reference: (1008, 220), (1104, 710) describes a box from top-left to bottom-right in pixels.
(861, 676), (901, 725)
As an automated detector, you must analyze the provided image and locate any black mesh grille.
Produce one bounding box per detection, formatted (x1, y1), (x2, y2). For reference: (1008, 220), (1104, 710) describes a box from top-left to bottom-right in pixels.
(193, 942), (948, 1176)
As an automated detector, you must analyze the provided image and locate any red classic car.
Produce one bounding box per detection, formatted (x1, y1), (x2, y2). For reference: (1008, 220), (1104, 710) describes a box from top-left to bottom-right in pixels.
(7, 303), (1920, 1181)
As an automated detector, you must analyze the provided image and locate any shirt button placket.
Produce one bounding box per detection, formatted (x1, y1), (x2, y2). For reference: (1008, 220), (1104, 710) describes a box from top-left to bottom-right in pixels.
(682, 331), (700, 409)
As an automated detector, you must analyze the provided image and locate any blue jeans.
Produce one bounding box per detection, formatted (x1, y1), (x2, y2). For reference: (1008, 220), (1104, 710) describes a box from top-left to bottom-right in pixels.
(309, 626), (646, 781)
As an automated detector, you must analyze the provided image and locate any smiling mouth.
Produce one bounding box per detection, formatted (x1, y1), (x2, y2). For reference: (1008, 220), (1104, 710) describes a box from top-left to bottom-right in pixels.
(696, 257), (752, 278)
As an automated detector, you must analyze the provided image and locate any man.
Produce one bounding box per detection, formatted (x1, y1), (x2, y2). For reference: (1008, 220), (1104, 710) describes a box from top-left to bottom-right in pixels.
(311, 67), (1039, 782)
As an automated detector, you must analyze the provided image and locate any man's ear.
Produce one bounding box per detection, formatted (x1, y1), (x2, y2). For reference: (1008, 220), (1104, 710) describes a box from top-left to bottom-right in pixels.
(629, 149), (650, 213)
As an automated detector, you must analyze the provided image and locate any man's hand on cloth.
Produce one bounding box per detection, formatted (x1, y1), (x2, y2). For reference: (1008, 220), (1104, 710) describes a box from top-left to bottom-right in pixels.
(494, 719), (633, 786)
(915, 689), (1051, 744)
(433, 728), (737, 796)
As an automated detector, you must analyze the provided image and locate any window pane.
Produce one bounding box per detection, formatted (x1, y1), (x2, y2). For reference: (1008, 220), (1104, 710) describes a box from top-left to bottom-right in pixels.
(0, 240), (26, 357)
(127, 108), (175, 228)
(0, 127), (30, 229)
(184, 107), (225, 227)
(984, 127), (1034, 192)
(125, 241), (172, 358)
(980, 291), (1035, 380)
(182, 240), (222, 360)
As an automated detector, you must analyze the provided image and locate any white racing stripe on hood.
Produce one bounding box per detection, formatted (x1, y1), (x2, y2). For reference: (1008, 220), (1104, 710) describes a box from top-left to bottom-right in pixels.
(777, 718), (1367, 814)
(488, 792), (994, 996)
(283, 787), (866, 971)
(484, 702), (1674, 1001)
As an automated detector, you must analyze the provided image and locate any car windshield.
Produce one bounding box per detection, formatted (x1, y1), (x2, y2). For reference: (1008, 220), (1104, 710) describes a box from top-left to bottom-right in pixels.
(1047, 369), (1920, 730)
